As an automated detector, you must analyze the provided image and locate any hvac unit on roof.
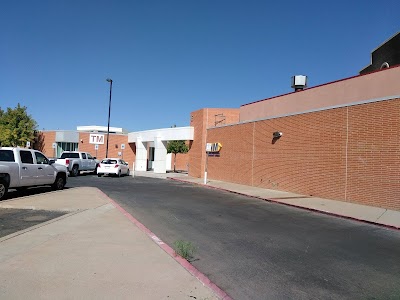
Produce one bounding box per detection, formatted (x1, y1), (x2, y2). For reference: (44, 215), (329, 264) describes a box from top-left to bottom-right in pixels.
(291, 75), (307, 92)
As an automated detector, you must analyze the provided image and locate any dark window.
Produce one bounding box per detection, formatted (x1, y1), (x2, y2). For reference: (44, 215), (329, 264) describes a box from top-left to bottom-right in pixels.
(0, 150), (15, 162)
(101, 159), (117, 164)
(60, 152), (80, 159)
(35, 152), (49, 164)
(82, 153), (87, 159)
(87, 153), (93, 159)
(20, 150), (34, 164)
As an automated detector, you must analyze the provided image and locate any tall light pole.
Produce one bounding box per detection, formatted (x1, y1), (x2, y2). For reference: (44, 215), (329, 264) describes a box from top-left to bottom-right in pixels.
(106, 78), (113, 158)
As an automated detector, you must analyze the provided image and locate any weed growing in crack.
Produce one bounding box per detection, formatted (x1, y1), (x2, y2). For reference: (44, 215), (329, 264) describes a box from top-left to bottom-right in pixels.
(173, 240), (196, 261)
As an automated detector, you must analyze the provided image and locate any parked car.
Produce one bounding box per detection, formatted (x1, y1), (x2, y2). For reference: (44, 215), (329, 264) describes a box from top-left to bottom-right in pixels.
(55, 151), (98, 177)
(0, 147), (68, 200)
(97, 158), (130, 177)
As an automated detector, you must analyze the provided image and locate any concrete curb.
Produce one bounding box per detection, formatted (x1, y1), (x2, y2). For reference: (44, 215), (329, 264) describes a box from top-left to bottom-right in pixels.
(97, 190), (232, 300)
(169, 178), (400, 231)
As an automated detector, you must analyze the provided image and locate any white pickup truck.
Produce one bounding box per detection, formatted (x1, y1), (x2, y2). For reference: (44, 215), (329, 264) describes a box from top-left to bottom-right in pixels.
(0, 147), (68, 200)
(55, 151), (98, 177)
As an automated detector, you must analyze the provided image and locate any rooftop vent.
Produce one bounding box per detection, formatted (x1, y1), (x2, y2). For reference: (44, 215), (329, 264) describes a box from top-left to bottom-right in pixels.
(291, 75), (307, 92)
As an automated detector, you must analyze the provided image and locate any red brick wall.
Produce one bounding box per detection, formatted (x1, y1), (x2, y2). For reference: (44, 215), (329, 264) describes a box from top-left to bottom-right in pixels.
(251, 109), (347, 199)
(77, 133), (135, 167)
(188, 109), (207, 178)
(346, 100), (400, 210)
(35, 131), (56, 158)
(204, 98), (400, 211)
(170, 153), (189, 171)
(207, 123), (253, 186)
(189, 108), (240, 178)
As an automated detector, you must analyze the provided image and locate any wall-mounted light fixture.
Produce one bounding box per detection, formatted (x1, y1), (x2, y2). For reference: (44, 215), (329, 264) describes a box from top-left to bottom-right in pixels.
(80, 139), (83, 143)
(273, 131), (283, 138)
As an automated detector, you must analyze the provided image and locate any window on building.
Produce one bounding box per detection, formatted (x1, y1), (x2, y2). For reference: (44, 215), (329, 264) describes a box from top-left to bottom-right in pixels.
(56, 142), (79, 158)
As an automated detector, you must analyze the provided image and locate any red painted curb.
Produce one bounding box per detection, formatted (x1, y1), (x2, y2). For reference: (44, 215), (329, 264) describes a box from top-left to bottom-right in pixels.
(97, 190), (232, 300)
(169, 178), (400, 231)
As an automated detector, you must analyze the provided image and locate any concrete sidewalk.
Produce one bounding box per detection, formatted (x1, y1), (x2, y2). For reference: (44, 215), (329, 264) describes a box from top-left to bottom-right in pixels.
(0, 187), (220, 299)
(136, 171), (400, 229)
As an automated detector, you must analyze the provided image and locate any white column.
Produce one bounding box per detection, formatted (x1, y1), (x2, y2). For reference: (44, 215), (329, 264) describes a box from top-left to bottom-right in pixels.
(153, 136), (167, 173)
(135, 137), (147, 171)
(166, 153), (172, 171)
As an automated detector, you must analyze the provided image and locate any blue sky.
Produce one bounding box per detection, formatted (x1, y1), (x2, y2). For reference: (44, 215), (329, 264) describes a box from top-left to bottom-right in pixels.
(1, 1), (399, 132)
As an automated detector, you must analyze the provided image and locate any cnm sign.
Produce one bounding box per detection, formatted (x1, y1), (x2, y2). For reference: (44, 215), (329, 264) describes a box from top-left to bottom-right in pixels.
(89, 134), (105, 145)
(206, 142), (222, 153)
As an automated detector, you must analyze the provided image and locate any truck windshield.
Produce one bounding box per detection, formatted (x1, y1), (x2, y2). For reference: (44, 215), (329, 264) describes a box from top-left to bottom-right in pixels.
(60, 153), (80, 159)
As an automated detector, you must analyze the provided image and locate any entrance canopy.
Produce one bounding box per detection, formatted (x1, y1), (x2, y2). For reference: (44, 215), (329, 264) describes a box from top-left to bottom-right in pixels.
(128, 127), (194, 173)
(128, 126), (194, 143)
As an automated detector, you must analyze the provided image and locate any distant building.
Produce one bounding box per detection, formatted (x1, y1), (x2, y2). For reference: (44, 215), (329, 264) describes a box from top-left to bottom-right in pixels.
(360, 32), (400, 74)
(76, 125), (128, 134)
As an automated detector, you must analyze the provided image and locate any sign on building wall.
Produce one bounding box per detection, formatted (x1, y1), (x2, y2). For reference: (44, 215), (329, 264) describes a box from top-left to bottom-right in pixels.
(89, 134), (105, 145)
(206, 142), (222, 152)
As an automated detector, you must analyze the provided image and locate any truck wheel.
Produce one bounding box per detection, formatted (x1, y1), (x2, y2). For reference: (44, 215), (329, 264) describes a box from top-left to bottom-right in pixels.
(0, 179), (9, 200)
(71, 165), (79, 177)
(97, 173), (102, 177)
(52, 175), (65, 191)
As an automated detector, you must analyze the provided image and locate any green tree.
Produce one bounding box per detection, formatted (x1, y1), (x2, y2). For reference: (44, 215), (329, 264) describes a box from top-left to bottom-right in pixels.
(167, 140), (189, 172)
(0, 103), (37, 147)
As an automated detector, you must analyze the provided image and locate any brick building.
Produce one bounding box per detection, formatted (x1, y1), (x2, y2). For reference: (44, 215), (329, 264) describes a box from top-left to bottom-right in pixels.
(189, 66), (400, 211)
(35, 126), (135, 166)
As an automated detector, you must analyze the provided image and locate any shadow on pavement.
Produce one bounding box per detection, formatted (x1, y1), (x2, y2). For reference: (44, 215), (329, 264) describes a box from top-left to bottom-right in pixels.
(0, 208), (67, 238)
(2, 186), (72, 202)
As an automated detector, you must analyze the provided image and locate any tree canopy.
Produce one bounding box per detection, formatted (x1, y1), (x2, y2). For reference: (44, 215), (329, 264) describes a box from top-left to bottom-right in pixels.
(167, 140), (189, 172)
(0, 104), (37, 147)
(167, 140), (189, 155)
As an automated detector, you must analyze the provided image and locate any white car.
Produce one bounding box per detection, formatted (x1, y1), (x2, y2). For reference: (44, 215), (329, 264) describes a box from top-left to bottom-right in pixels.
(97, 158), (130, 177)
